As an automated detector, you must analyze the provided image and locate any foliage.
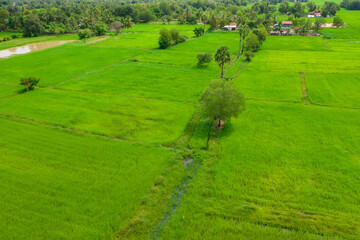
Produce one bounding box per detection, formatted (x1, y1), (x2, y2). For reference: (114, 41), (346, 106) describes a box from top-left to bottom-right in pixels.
(109, 21), (122, 35)
(333, 16), (344, 27)
(197, 52), (213, 67)
(245, 32), (261, 52)
(214, 45), (231, 78)
(237, 24), (250, 57)
(199, 78), (245, 127)
(158, 28), (172, 49)
(20, 76), (40, 92)
(341, 0), (360, 10)
(179, 34), (189, 43)
(23, 14), (42, 37)
(170, 28), (180, 44)
(78, 28), (93, 42)
(299, 19), (312, 35)
(307, 2), (317, 12)
(194, 27), (205, 37)
(92, 21), (108, 36)
(322, 2), (340, 17)
(244, 51), (254, 61)
(313, 17), (326, 33)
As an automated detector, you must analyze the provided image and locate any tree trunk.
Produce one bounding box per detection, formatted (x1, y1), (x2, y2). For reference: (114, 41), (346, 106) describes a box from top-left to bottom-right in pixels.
(241, 36), (246, 53)
(237, 33), (242, 58)
(26, 86), (29, 92)
(203, 22), (206, 35)
(221, 64), (224, 78)
(218, 117), (221, 127)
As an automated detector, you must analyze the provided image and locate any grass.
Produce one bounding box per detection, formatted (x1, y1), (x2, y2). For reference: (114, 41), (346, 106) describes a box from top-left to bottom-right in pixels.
(1, 19), (360, 240)
(0, 43), (146, 86)
(57, 61), (218, 103)
(306, 73), (360, 108)
(159, 101), (360, 239)
(0, 88), (195, 143)
(0, 115), (173, 240)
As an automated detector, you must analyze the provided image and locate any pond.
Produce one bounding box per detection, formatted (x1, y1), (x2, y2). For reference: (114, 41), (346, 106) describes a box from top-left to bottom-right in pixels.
(0, 40), (74, 58)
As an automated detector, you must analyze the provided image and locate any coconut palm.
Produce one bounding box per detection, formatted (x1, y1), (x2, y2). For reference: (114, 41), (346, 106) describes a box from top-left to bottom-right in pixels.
(215, 45), (231, 79)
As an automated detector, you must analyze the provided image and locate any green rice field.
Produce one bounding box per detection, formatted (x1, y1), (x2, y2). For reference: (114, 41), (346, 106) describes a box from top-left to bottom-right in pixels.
(0, 8), (360, 240)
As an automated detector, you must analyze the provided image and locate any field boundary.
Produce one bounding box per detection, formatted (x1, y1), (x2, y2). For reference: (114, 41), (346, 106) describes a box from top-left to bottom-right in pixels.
(0, 113), (174, 150)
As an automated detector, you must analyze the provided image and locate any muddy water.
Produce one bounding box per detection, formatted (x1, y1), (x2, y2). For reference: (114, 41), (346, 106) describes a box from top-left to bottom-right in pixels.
(0, 40), (74, 58)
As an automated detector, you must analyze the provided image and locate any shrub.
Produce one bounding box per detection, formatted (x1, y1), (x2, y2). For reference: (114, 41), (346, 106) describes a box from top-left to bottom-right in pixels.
(197, 52), (213, 67)
(333, 16), (344, 27)
(3, 36), (11, 41)
(194, 27), (204, 37)
(170, 28), (180, 45)
(12, 34), (19, 39)
(158, 28), (172, 49)
(244, 51), (254, 61)
(0, 37), (3, 42)
(179, 35), (188, 43)
(20, 76), (40, 92)
(78, 29), (94, 42)
(93, 21), (109, 36)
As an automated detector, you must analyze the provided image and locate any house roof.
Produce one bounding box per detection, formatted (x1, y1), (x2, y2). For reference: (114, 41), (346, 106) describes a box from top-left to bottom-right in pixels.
(282, 21), (293, 25)
(229, 22), (237, 26)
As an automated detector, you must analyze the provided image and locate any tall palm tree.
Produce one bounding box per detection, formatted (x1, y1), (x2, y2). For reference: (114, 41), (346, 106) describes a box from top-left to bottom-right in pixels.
(215, 45), (231, 79)
(237, 23), (250, 58)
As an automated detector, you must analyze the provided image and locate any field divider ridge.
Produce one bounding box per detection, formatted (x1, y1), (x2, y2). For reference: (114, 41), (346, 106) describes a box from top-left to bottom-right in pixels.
(0, 112), (175, 150)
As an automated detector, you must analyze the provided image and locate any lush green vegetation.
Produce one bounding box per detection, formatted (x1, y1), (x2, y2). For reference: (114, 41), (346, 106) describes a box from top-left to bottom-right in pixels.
(0, 2), (360, 239)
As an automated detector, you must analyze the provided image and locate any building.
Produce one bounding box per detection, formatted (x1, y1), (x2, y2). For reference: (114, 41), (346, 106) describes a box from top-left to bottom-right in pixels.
(308, 11), (321, 18)
(223, 22), (237, 31)
(281, 21), (293, 29)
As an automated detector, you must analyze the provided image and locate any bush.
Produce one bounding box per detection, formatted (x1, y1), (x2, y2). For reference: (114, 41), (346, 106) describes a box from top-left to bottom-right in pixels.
(93, 21), (109, 36)
(194, 27), (204, 37)
(244, 51), (254, 61)
(12, 34), (19, 39)
(158, 28), (172, 49)
(78, 29), (94, 42)
(197, 52), (213, 67)
(246, 32), (261, 52)
(0, 37), (3, 42)
(179, 35), (188, 43)
(3, 36), (11, 41)
(170, 28), (180, 45)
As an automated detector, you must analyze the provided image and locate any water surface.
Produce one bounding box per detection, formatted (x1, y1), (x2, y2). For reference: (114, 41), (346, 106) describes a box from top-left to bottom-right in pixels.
(0, 41), (74, 58)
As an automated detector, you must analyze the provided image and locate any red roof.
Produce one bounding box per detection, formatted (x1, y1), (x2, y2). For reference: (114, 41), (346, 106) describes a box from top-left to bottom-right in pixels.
(282, 21), (293, 25)
(229, 22), (237, 26)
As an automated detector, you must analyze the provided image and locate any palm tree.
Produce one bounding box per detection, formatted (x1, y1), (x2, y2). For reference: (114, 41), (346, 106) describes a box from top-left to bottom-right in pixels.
(237, 24), (250, 58)
(121, 16), (133, 30)
(215, 45), (231, 79)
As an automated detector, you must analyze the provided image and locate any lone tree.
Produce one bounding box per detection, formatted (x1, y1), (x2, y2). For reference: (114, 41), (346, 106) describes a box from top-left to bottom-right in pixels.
(197, 52), (212, 67)
(333, 16), (344, 27)
(215, 45), (231, 78)
(110, 21), (123, 35)
(20, 77), (40, 92)
(200, 78), (245, 128)
(78, 29), (93, 42)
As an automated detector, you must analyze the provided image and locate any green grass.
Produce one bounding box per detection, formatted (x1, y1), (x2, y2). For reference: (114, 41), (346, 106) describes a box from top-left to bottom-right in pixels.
(235, 71), (302, 102)
(337, 9), (360, 28)
(159, 101), (360, 239)
(0, 88), (195, 143)
(260, 36), (329, 51)
(0, 84), (23, 99)
(306, 73), (360, 108)
(0, 115), (173, 240)
(1, 19), (360, 239)
(57, 61), (218, 103)
(0, 43), (145, 86)
(94, 32), (161, 49)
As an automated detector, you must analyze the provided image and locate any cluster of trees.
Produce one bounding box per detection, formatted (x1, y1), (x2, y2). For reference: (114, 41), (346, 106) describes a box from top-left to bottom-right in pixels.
(341, 0), (360, 10)
(158, 28), (188, 49)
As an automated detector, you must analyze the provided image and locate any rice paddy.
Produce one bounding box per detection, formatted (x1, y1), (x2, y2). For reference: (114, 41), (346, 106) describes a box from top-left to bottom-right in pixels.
(0, 10), (360, 240)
